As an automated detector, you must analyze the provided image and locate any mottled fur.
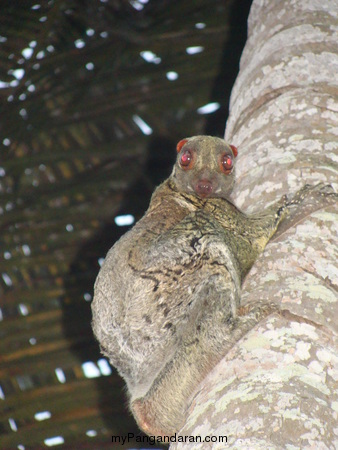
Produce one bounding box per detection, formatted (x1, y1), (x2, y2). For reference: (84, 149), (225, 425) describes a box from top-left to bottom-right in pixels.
(91, 136), (336, 436)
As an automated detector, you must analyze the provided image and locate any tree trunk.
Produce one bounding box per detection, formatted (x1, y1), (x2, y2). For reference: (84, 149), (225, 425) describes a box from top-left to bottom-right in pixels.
(170, 0), (338, 448)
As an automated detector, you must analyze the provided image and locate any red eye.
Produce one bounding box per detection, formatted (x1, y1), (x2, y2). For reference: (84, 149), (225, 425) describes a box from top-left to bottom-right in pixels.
(180, 149), (193, 169)
(221, 154), (233, 173)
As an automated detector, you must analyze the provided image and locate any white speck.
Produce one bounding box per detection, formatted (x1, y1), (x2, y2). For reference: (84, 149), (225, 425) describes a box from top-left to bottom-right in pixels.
(12, 69), (25, 80)
(140, 50), (161, 64)
(3, 138), (11, 147)
(29, 337), (37, 345)
(19, 93), (27, 101)
(197, 102), (220, 114)
(85, 62), (94, 70)
(31, 4), (41, 10)
(27, 84), (35, 92)
(98, 258), (104, 267)
(130, 0), (144, 10)
(29, 40), (37, 48)
(86, 28), (95, 36)
(100, 31), (108, 38)
(0, 35), (7, 42)
(22, 245), (31, 256)
(46, 45), (54, 52)
(97, 358), (112, 376)
(75, 39), (85, 49)
(195, 22), (206, 29)
(2, 273), (13, 287)
(186, 46), (204, 55)
(66, 224), (74, 232)
(86, 430), (97, 437)
(10, 80), (19, 87)
(17, 446), (25, 450)
(55, 368), (66, 384)
(4, 251), (12, 259)
(114, 214), (135, 226)
(83, 292), (92, 301)
(18, 304), (29, 316)
(36, 50), (45, 59)
(166, 71), (179, 81)
(0, 385), (5, 399)
(39, 16), (47, 22)
(22, 48), (34, 59)
(9, 418), (18, 432)
(44, 436), (65, 447)
(82, 361), (101, 378)
(132, 115), (153, 135)
(19, 108), (28, 118)
(5, 202), (14, 211)
(34, 411), (52, 421)
(0, 81), (10, 89)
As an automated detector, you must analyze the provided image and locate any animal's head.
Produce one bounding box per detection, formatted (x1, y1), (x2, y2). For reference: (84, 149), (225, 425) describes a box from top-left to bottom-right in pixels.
(171, 135), (238, 199)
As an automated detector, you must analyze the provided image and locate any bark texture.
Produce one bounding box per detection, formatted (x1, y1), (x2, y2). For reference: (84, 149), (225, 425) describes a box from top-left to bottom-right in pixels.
(170, 0), (338, 448)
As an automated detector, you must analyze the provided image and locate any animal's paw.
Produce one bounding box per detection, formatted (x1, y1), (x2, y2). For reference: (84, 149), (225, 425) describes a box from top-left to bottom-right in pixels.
(272, 183), (337, 239)
(275, 194), (289, 219)
(238, 300), (279, 321)
(287, 183), (337, 207)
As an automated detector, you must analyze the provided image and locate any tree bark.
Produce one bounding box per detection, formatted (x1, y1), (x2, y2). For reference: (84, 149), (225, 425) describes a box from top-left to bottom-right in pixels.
(170, 0), (338, 448)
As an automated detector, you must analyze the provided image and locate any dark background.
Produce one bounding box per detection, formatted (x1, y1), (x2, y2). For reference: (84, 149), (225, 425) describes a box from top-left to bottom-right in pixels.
(0, 0), (252, 448)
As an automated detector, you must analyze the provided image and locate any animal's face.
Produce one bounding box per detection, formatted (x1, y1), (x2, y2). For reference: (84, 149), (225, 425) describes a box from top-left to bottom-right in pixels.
(171, 135), (238, 199)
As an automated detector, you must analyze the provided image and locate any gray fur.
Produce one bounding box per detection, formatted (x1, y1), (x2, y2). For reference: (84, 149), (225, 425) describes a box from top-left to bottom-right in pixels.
(91, 136), (335, 436)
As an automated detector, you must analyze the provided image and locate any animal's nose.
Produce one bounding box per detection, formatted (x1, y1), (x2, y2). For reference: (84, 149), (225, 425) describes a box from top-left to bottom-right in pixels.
(195, 179), (213, 197)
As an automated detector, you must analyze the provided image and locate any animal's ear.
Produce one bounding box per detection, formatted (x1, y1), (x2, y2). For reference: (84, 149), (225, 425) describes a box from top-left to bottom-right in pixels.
(176, 139), (188, 153)
(229, 144), (238, 158)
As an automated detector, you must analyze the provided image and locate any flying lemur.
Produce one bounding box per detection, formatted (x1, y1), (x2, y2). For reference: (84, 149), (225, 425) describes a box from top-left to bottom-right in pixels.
(91, 135), (333, 437)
